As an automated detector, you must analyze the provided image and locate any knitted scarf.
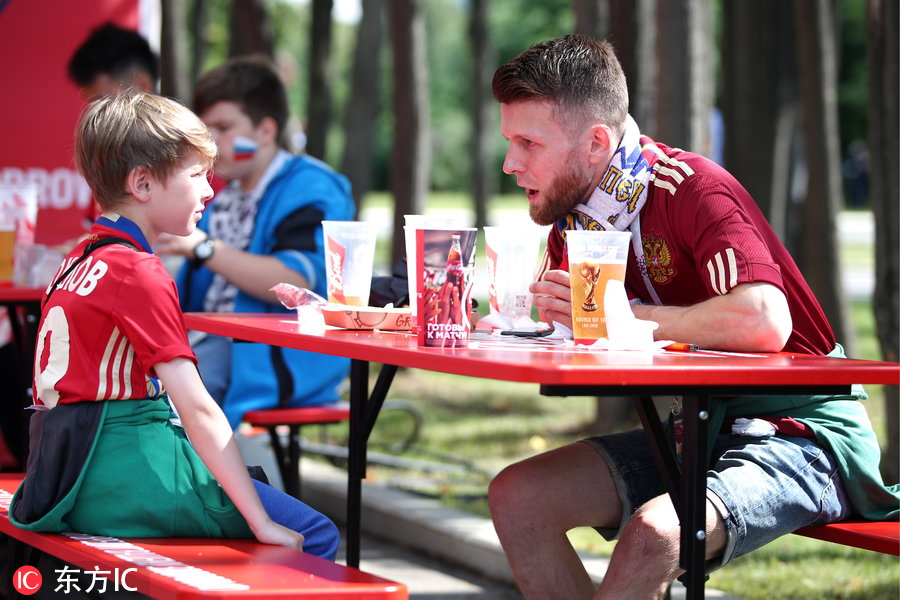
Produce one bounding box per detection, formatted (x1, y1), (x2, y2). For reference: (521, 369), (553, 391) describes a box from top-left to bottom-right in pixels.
(557, 115), (664, 233)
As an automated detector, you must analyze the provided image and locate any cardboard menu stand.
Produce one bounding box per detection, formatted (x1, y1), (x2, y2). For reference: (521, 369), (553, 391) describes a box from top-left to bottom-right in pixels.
(415, 228), (477, 348)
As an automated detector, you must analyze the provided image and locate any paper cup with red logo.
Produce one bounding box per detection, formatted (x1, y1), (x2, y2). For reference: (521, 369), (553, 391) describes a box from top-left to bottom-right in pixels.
(322, 221), (376, 307)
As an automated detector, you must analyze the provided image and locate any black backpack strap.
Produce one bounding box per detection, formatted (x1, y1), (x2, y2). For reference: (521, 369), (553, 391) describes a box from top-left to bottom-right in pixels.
(44, 236), (139, 307)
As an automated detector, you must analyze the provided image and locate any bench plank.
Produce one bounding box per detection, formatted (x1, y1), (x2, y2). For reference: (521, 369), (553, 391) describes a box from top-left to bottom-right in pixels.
(1, 473), (406, 599)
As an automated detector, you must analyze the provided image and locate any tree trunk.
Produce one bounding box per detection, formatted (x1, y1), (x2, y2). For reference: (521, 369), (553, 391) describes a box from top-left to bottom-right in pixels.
(469, 0), (493, 229)
(340, 0), (385, 212)
(793, 0), (855, 354)
(573, 0), (610, 40)
(388, 0), (430, 266)
(159, 0), (191, 104)
(721, 0), (797, 238)
(654, 0), (711, 153)
(228, 0), (273, 58)
(867, 0), (899, 483)
(306, 0), (334, 160)
(190, 0), (210, 86)
(610, 0), (656, 136)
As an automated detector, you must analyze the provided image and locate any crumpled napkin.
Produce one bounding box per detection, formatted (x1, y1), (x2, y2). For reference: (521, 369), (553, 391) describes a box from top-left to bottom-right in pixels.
(731, 418), (776, 437)
(586, 279), (670, 351)
(270, 283), (327, 332)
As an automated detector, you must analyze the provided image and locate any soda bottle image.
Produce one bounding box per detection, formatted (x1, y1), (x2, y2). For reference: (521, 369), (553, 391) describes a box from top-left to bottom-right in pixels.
(445, 234), (464, 287)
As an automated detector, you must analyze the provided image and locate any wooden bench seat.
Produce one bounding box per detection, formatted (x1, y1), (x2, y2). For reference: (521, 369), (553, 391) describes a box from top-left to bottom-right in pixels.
(794, 520), (899, 556)
(0, 473), (406, 599)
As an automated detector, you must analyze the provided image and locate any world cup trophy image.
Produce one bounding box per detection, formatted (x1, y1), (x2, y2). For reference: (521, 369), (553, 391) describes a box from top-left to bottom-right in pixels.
(579, 262), (601, 312)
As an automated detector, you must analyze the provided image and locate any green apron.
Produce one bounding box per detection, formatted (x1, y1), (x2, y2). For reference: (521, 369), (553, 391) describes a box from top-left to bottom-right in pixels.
(10, 398), (252, 538)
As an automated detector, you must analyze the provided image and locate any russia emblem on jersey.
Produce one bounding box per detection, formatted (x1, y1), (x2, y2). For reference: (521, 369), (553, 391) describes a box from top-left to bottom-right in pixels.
(642, 232), (676, 285)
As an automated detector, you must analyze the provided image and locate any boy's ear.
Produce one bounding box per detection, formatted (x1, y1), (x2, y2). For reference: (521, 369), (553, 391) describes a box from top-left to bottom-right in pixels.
(256, 116), (279, 147)
(125, 166), (153, 203)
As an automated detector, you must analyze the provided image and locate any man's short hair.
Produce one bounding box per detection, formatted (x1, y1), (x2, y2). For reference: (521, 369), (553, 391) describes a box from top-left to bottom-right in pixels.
(74, 92), (216, 209)
(492, 34), (629, 139)
(193, 55), (290, 148)
(68, 22), (159, 87)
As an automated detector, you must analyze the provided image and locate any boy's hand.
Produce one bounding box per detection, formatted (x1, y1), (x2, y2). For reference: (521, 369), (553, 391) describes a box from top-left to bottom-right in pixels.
(252, 519), (305, 551)
(530, 269), (573, 329)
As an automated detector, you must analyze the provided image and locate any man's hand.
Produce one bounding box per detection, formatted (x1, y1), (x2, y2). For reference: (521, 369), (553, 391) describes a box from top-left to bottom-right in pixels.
(530, 269), (573, 329)
(155, 229), (206, 257)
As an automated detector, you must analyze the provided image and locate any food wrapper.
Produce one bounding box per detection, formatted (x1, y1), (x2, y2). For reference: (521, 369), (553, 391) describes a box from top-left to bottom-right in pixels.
(270, 283), (328, 332)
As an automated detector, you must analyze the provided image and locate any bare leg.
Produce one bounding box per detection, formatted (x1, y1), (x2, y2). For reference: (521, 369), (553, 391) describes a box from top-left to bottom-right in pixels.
(489, 441), (622, 600)
(595, 494), (727, 600)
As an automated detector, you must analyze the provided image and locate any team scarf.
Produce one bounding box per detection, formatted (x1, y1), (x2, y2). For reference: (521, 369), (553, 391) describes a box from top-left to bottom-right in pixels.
(557, 114), (665, 234)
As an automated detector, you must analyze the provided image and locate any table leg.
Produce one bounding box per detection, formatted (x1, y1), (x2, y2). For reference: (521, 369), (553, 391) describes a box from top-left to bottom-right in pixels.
(680, 394), (710, 600)
(345, 359), (398, 568)
(633, 395), (709, 600)
(634, 396), (681, 510)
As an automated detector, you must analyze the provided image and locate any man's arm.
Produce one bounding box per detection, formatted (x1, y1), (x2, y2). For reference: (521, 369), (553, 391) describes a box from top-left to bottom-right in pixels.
(154, 357), (305, 549)
(155, 229), (308, 303)
(531, 269), (792, 352)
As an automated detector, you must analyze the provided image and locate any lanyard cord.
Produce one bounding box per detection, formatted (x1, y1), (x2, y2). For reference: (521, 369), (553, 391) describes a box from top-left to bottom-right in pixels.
(43, 236), (138, 308)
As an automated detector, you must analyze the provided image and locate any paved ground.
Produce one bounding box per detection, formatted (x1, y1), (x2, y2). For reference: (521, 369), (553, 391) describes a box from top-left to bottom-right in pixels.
(342, 534), (523, 599)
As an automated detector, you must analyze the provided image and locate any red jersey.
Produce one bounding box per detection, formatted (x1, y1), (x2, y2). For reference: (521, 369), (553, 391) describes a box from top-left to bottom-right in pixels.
(33, 216), (195, 407)
(545, 144), (835, 355)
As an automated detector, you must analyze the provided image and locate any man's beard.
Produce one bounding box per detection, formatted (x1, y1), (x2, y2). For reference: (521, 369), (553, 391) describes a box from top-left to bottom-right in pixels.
(528, 162), (595, 226)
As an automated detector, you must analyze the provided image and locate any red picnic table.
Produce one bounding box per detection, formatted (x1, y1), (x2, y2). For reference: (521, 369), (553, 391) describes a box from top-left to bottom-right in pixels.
(181, 312), (900, 599)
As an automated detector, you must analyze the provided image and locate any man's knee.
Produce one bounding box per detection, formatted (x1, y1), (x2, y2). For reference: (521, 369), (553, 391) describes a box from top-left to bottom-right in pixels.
(488, 460), (535, 517)
(624, 501), (680, 549)
(620, 496), (727, 563)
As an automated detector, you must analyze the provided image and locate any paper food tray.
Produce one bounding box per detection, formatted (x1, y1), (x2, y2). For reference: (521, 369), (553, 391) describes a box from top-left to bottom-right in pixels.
(323, 305), (411, 331)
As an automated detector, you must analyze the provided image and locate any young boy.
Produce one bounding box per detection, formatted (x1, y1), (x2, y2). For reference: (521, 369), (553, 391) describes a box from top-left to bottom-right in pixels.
(155, 56), (354, 429)
(10, 92), (339, 559)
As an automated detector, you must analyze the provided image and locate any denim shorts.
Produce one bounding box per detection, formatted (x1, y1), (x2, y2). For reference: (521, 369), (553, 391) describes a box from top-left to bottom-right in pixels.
(582, 428), (851, 569)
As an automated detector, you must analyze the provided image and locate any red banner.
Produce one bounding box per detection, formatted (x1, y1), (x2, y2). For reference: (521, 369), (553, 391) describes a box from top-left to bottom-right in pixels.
(0, 0), (156, 246)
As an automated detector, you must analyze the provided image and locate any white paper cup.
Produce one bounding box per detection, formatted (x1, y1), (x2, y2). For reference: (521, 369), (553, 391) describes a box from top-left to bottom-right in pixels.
(483, 226), (541, 321)
(322, 220), (377, 307)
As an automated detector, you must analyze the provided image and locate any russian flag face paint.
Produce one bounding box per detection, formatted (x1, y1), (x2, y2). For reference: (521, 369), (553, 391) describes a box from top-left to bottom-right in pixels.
(233, 136), (258, 161)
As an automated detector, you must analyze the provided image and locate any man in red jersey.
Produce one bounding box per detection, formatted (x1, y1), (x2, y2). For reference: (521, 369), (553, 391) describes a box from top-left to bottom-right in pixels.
(488, 34), (898, 599)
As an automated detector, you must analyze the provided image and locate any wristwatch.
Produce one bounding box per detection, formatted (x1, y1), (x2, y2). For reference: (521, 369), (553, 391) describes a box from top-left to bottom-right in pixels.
(193, 238), (216, 263)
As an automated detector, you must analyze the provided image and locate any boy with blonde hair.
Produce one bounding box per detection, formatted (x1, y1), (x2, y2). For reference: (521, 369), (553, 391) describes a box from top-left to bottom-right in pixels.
(157, 56), (354, 429)
(10, 92), (339, 559)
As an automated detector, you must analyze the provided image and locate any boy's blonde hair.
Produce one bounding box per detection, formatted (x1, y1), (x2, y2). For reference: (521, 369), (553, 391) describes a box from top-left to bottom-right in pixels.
(74, 91), (216, 208)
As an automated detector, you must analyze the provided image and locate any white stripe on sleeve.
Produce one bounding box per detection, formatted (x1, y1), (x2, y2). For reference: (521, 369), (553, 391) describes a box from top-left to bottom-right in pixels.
(726, 248), (738, 290)
(706, 258), (720, 295)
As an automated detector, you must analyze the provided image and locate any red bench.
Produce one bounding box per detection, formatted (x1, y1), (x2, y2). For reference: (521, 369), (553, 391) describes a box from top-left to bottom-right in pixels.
(794, 520), (899, 556)
(0, 473), (406, 599)
(242, 404), (352, 498)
